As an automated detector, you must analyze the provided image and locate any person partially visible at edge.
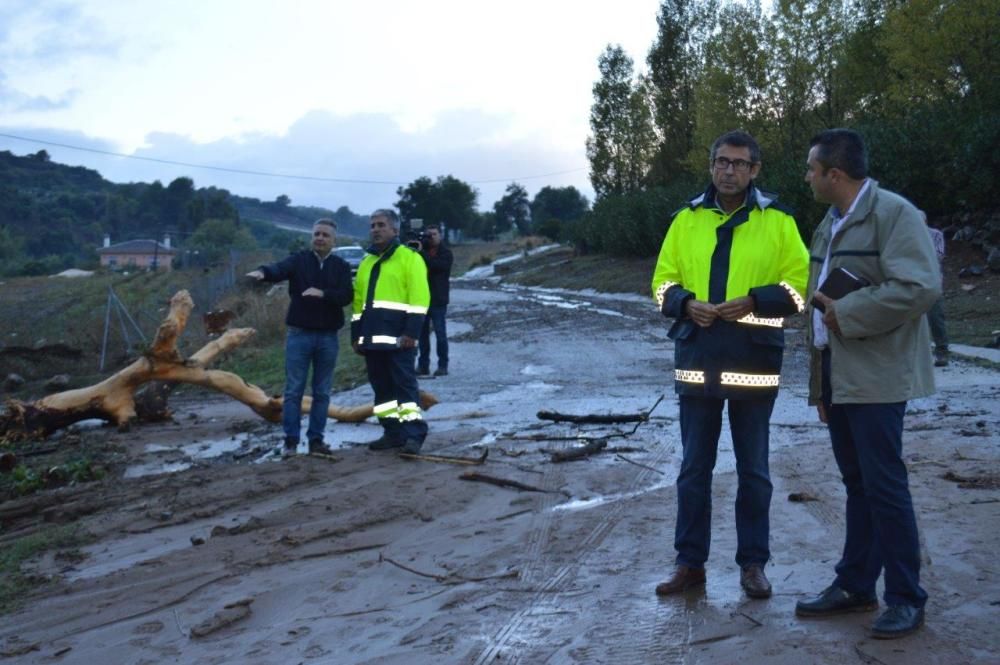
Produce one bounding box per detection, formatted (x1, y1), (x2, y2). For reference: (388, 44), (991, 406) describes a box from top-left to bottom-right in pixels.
(416, 224), (453, 377)
(795, 128), (939, 639)
(650, 130), (809, 600)
(352, 209), (430, 454)
(246, 218), (353, 456)
(923, 212), (950, 366)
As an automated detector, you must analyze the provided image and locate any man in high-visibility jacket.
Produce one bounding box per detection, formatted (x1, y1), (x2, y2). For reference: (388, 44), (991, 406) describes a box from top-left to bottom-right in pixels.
(352, 209), (430, 454)
(651, 130), (809, 600)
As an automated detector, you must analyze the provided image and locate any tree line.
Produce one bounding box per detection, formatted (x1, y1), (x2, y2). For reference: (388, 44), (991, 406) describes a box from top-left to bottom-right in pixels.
(0, 150), (362, 276)
(581, 0), (998, 257)
(394, 176), (589, 242)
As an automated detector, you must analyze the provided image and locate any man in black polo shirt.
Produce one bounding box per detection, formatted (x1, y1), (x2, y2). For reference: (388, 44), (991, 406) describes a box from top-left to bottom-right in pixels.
(416, 224), (453, 377)
(247, 218), (353, 455)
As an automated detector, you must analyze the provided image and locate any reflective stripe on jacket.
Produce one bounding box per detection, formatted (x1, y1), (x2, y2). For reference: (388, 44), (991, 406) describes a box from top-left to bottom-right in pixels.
(651, 184), (809, 399)
(351, 240), (430, 350)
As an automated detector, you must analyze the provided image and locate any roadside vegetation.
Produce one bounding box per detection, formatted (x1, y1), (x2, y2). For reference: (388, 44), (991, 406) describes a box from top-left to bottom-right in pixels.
(0, 525), (90, 614)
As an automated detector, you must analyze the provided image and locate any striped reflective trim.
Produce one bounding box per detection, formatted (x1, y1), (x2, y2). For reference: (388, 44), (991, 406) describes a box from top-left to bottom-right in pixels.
(374, 400), (399, 417)
(655, 281), (679, 309)
(780, 281), (806, 312)
(737, 313), (785, 328)
(721, 372), (780, 387)
(369, 300), (429, 315)
(371, 335), (398, 345)
(398, 401), (424, 422)
(675, 369), (705, 383)
(351, 313), (362, 322)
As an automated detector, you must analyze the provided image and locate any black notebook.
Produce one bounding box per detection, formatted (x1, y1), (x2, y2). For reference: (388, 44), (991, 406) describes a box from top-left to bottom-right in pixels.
(812, 267), (868, 312)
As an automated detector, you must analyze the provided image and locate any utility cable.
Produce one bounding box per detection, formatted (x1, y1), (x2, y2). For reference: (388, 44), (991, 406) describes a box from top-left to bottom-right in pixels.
(0, 131), (587, 185)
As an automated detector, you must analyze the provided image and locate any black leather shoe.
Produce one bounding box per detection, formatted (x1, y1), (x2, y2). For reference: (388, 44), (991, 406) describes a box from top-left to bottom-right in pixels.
(433, 367), (448, 376)
(740, 564), (772, 599)
(416, 366), (431, 377)
(871, 605), (924, 639)
(281, 437), (299, 457)
(368, 435), (403, 451)
(795, 585), (878, 617)
(655, 565), (706, 596)
(308, 439), (334, 455)
(401, 439), (423, 454)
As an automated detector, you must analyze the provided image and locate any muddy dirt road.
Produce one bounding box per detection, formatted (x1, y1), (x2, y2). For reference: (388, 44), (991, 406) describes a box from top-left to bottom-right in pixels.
(2, 278), (998, 664)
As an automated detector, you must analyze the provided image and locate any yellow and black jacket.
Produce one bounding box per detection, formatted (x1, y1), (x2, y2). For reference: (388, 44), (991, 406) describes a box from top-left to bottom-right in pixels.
(352, 239), (430, 350)
(651, 184), (809, 399)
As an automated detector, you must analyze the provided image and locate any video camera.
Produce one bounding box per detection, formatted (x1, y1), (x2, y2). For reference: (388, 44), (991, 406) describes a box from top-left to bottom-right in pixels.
(404, 218), (429, 250)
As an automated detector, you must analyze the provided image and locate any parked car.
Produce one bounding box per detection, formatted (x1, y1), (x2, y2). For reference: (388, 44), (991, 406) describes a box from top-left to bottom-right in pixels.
(332, 245), (366, 275)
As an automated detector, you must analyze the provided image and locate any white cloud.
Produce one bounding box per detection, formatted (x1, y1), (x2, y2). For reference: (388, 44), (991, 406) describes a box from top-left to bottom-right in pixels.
(0, 0), (662, 209)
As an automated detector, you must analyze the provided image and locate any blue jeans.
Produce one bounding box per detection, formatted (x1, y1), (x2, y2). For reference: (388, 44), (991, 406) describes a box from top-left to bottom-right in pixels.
(675, 395), (774, 568)
(418, 305), (448, 370)
(283, 327), (339, 444)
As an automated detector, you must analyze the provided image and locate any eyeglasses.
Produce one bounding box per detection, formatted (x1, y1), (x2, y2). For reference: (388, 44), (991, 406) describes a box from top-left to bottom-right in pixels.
(712, 157), (754, 172)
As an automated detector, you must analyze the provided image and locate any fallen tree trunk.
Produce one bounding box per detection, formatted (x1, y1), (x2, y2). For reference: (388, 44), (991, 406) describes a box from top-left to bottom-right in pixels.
(0, 290), (437, 441)
(536, 411), (645, 424)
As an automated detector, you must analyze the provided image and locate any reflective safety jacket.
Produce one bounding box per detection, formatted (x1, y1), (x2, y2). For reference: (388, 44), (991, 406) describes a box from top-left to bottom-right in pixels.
(651, 184), (809, 399)
(352, 239), (430, 350)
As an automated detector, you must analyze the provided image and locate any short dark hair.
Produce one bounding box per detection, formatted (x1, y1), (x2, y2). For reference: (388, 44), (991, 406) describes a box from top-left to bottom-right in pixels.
(809, 129), (868, 179)
(710, 130), (761, 164)
(314, 218), (337, 231)
(424, 223), (441, 232)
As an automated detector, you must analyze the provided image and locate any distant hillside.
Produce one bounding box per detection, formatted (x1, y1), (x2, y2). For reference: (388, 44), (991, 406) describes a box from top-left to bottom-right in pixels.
(230, 196), (369, 240)
(0, 149), (369, 276)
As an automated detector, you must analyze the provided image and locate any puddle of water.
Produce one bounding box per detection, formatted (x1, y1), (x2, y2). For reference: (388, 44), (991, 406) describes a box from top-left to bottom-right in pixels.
(552, 479), (672, 513)
(127, 433), (254, 478)
(123, 461), (192, 479)
(181, 432), (250, 459)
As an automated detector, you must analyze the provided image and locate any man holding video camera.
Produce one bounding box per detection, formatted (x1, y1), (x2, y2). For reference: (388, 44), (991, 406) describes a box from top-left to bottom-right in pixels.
(414, 224), (453, 377)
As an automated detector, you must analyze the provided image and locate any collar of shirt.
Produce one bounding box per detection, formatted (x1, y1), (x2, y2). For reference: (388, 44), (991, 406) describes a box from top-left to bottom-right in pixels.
(813, 178), (871, 350)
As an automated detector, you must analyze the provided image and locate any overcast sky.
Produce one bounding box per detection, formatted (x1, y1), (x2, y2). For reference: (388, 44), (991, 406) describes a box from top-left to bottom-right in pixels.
(0, 0), (663, 213)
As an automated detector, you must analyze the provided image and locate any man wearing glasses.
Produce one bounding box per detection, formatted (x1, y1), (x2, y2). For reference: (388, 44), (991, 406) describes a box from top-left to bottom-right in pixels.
(651, 130), (809, 600)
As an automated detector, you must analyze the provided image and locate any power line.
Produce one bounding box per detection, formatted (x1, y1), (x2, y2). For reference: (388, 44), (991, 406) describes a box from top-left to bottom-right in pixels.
(0, 131), (587, 185)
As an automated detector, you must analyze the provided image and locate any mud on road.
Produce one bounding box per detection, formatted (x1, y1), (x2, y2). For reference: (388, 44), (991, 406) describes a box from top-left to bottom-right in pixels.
(1, 278), (998, 664)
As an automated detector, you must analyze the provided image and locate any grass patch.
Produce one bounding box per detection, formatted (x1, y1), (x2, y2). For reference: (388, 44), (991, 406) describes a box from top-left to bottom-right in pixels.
(507, 253), (657, 297)
(0, 525), (91, 615)
(0, 459), (105, 499)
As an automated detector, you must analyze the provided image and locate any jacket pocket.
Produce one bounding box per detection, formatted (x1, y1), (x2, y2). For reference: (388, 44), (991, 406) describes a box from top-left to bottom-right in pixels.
(748, 326), (784, 349)
(668, 318), (697, 342)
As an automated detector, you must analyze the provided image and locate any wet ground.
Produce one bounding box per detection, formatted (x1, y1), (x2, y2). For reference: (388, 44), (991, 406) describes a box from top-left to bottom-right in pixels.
(1, 273), (998, 664)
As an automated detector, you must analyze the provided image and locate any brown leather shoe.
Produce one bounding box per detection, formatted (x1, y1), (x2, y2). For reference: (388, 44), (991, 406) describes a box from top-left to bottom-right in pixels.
(655, 565), (706, 596)
(740, 564), (772, 598)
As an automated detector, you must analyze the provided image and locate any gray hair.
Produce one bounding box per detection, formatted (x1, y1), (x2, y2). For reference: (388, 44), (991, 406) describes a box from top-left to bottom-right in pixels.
(314, 218), (337, 230)
(370, 208), (399, 229)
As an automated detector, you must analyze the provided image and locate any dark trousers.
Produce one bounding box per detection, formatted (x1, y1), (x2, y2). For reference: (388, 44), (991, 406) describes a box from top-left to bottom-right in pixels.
(365, 348), (428, 443)
(822, 351), (928, 608)
(926, 299), (948, 349)
(675, 395), (774, 569)
(418, 305), (449, 370)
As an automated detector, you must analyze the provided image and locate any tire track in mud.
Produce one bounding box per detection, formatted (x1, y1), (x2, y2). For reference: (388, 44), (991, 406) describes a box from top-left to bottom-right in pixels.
(472, 444), (689, 665)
